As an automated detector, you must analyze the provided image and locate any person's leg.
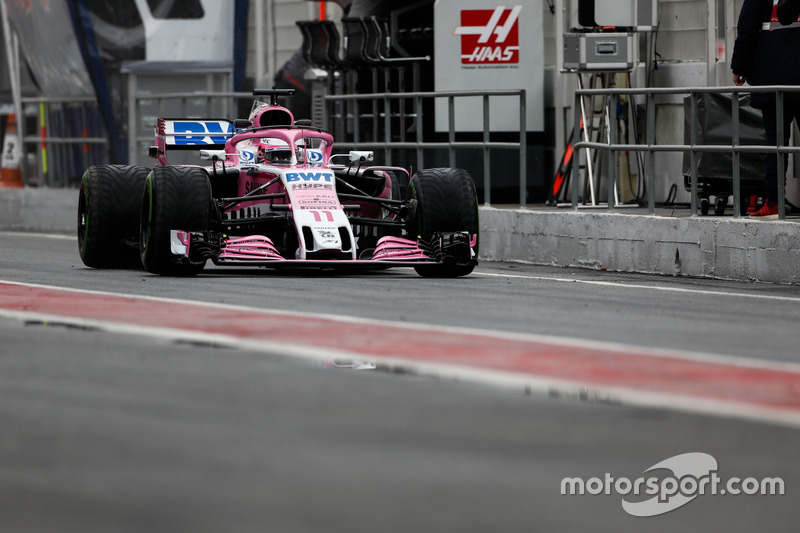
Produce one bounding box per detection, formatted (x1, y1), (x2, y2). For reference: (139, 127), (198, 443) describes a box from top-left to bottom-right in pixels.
(761, 104), (779, 202)
(750, 103), (782, 218)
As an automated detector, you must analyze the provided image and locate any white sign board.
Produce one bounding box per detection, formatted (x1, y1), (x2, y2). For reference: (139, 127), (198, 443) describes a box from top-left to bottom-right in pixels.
(434, 0), (543, 132)
(132, 0), (234, 62)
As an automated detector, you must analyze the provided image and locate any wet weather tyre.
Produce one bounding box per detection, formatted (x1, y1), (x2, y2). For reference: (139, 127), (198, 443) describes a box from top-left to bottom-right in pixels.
(408, 167), (479, 278)
(140, 166), (211, 276)
(77, 164), (150, 268)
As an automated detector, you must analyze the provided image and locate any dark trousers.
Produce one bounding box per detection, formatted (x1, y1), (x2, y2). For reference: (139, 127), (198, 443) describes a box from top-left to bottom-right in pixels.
(760, 100), (800, 201)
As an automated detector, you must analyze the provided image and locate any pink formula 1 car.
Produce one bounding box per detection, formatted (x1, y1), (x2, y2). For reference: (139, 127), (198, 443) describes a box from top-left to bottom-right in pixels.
(78, 89), (479, 277)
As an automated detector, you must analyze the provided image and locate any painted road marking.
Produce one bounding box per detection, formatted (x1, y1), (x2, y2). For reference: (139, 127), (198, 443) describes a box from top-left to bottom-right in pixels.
(475, 271), (800, 303)
(3, 280), (800, 428)
(0, 231), (75, 240)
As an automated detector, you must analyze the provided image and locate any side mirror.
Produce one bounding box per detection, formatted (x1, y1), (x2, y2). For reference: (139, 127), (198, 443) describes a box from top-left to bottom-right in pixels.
(200, 149), (227, 160)
(234, 119), (252, 130)
(349, 151), (374, 163)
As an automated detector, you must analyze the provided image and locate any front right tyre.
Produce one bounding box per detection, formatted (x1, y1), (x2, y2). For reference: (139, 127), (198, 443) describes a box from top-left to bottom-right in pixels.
(140, 166), (212, 276)
(407, 167), (479, 278)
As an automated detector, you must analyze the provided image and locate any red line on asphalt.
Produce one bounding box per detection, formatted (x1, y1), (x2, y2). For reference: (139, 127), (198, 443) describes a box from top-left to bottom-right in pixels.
(3, 281), (800, 417)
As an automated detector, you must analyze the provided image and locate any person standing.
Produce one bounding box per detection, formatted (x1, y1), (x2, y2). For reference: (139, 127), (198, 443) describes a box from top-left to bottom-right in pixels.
(777, 0), (800, 25)
(731, 0), (800, 218)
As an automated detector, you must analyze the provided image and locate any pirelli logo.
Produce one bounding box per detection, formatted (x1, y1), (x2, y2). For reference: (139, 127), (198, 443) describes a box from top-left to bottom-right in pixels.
(454, 5), (522, 64)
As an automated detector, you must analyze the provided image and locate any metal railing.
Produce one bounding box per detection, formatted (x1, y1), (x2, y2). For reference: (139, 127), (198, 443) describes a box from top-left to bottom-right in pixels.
(572, 85), (800, 220)
(129, 90), (251, 166)
(324, 89), (528, 206)
(127, 89), (528, 205)
(18, 96), (108, 187)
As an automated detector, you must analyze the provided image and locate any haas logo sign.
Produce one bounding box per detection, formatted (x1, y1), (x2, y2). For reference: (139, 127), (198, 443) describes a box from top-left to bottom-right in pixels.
(455, 5), (522, 65)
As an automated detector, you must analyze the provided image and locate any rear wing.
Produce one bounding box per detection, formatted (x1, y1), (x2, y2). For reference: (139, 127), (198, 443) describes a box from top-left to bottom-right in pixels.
(152, 118), (234, 164)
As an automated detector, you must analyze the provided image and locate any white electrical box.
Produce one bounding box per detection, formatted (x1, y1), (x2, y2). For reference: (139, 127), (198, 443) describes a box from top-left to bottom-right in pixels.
(563, 33), (634, 71)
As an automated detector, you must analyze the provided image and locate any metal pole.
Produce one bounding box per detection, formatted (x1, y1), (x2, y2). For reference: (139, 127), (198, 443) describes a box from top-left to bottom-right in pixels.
(384, 93), (391, 165)
(59, 104), (67, 186)
(353, 99), (360, 145)
(554, 0), (565, 186)
(127, 73), (137, 166)
(571, 92), (581, 209)
(519, 89), (527, 208)
(255, 0), (265, 86)
(707, 0), (717, 86)
(777, 89), (786, 219)
(448, 95), (456, 168)
(690, 92), (698, 216)
(578, 75), (596, 205)
(266, 0), (276, 82)
(483, 94), (491, 206)
(732, 92), (741, 218)
(39, 102), (47, 185)
(81, 104), (89, 173)
(415, 95), (423, 170)
(607, 90), (617, 210)
(646, 92), (656, 214)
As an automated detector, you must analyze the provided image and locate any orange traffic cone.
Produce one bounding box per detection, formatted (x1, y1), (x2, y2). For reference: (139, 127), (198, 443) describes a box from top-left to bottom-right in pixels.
(1, 113), (24, 188)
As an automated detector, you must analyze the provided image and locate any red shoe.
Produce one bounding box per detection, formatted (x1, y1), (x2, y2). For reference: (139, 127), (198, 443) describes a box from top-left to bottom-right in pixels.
(746, 195), (759, 214)
(749, 199), (779, 219)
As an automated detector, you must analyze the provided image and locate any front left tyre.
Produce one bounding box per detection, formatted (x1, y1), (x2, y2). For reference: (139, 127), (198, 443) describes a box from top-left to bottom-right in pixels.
(140, 166), (212, 276)
(78, 164), (150, 268)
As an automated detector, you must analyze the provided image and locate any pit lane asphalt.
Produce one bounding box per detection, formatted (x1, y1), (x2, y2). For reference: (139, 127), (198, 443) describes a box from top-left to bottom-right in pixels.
(1, 232), (799, 532)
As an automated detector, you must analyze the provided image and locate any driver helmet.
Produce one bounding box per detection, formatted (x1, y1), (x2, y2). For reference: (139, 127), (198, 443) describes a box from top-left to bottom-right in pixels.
(258, 143), (293, 165)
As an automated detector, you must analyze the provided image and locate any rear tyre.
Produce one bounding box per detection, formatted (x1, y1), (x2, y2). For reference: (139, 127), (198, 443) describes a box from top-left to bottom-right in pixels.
(77, 164), (150, 268)
(407, 167), (479, 278)
(140, 166), (211, 276)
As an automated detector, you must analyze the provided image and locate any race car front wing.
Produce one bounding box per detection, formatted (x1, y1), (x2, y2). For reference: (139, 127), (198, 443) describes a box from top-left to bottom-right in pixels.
(169, 230), (476, 269)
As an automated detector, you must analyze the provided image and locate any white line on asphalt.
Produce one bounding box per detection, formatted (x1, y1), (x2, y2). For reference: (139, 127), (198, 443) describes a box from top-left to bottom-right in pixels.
(474, 271), (800, 303)
(2, 305), (800, 429)
(4, 279), (800, 375)
(0, 231), (75, 240)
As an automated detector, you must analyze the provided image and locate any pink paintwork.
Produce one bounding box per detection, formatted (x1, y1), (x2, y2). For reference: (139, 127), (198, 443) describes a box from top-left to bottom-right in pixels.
(372, 236), (430, 261)
(219, 235), (285, 261)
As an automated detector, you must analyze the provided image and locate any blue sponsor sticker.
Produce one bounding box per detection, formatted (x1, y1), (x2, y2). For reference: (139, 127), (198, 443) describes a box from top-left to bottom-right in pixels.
(169, 121), (232, 145)
(286, 172), (334, 182)
(239, 150), (255, 164)
(306, 149), (324, 166)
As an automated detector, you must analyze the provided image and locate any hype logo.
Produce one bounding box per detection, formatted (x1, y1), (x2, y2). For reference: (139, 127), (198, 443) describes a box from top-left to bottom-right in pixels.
(454, 5), (522, 65)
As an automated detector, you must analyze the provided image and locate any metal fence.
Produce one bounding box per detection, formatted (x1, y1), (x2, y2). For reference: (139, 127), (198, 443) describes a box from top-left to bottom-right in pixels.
(127, 88), (528, 205)
(17, 96), (108, 187)
(128, 90), (249, 167)
(572, 85), (800, 220)
(323, 89), (528, 206)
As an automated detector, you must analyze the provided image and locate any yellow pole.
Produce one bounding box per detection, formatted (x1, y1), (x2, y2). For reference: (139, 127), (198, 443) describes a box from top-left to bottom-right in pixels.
(40, 102), (47, 176)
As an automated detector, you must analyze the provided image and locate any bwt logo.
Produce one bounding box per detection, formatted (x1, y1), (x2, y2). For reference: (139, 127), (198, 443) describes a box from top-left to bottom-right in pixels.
(169, 121), (232, 145)
(454, 5), (522, 64)
(286, 172), (334, 183)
